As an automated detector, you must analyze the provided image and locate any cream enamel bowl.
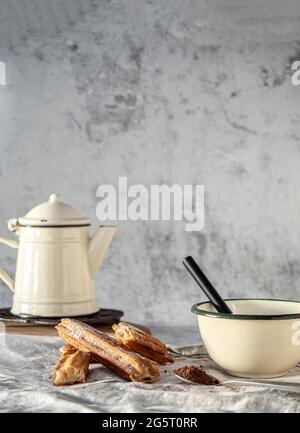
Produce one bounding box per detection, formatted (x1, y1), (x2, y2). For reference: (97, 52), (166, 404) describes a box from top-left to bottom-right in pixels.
(192, 298), (300, 378)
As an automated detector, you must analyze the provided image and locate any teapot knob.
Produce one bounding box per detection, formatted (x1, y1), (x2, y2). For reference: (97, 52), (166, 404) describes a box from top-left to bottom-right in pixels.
(49, 193), (62, 203)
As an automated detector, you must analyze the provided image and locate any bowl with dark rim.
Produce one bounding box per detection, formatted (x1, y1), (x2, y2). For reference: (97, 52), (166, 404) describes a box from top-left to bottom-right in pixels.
(192, 298), (300, 378)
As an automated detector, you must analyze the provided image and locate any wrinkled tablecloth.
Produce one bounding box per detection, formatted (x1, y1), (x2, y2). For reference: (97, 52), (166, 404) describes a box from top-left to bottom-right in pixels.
(1, 327), (300, 413)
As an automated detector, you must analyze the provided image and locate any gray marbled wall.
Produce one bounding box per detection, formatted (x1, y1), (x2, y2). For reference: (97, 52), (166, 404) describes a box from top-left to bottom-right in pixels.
(0, 0), (300, 326)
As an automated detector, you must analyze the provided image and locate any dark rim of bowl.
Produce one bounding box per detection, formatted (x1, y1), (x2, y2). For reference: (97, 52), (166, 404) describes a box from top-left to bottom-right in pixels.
(191, 298), (300, 320)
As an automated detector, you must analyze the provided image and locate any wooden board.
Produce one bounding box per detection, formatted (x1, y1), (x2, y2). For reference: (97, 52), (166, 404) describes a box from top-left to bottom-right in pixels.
(4, 322), (150, 337)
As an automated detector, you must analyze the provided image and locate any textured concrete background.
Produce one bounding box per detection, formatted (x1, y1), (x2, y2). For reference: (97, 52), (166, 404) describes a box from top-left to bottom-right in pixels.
(0, 0), (300, 326)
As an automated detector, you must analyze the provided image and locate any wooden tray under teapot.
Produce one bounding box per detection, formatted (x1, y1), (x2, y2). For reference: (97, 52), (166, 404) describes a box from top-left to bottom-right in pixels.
(0, 308), (149, 336)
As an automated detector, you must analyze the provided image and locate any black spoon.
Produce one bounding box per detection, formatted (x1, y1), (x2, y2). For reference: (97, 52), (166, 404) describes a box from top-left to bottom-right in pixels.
(183, 256), (232, 314)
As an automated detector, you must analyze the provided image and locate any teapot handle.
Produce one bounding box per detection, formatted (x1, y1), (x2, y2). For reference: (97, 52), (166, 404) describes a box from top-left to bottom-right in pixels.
(0, 237), (18, 292)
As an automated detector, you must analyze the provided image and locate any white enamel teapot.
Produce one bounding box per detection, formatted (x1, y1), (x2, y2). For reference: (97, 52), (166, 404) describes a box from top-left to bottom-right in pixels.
(0, 194), (117, 317)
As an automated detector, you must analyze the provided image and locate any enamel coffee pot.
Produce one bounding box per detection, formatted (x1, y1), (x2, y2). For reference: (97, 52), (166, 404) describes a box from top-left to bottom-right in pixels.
(0, 194), (117, 317)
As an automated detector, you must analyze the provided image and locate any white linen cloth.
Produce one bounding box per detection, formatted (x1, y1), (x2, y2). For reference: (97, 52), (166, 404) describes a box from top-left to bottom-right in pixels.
(1, 332), (300, 412)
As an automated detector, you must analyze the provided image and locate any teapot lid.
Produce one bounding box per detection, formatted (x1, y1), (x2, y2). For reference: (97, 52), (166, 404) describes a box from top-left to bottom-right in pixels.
(18, 194), (90, 227)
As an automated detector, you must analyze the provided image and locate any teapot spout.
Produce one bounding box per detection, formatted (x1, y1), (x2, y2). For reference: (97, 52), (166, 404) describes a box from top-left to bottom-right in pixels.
(88, 226), (117, 278)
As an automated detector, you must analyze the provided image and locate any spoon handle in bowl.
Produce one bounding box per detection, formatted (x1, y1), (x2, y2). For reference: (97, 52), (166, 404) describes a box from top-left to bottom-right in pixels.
(183, 256), (232, 314)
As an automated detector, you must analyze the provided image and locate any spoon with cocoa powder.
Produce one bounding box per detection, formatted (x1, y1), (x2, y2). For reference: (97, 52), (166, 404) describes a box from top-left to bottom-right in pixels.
(174, 365), (219, 385)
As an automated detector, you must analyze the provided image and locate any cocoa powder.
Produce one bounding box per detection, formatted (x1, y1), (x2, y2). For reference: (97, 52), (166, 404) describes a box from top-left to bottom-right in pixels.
(174, 365), (219, 385)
